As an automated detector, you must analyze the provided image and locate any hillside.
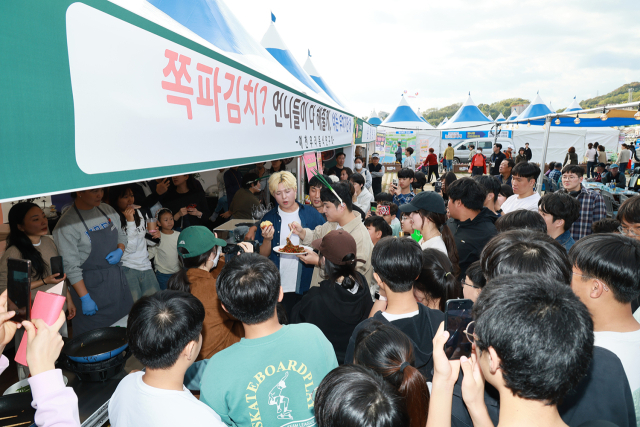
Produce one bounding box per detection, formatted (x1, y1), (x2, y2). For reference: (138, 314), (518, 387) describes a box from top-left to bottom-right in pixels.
(578, 82), (640, 109)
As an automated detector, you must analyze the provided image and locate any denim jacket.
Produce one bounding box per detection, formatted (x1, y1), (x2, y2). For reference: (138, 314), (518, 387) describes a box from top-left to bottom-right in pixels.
(255, 202), (326, 294)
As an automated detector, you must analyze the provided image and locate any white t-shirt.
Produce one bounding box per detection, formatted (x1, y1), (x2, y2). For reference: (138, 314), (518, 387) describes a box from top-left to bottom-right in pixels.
(108, 371), (224, 427)
(586, 148), (598, 162)
(122, 209), (153, 271)
(500, 192), (541, 214)
(382, 310), (420, 322)
(279, 206), (302, 293)
(420, 235), (447, 255)
(594, 329), (640, 394)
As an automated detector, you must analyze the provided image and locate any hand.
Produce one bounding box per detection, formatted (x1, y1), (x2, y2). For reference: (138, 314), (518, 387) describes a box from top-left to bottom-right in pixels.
(124, 207), (135, 222)
(220, 211), (232, 219)
(297, 247), (319, 266)
(21, 311), (65, 376)
(187, 208), (201, 217)
(262, 225), (275, 240)
(66, 292), (76, 320)
(431, 321), (461, 387)
(237, 242), (254, 254)
(105, 248), (124, 264)
(288, 222), (306, 240)
(179, 207), (188, 218)
(390, 184), (399, 195)
(155, 178), (170, 196)
(460, 351), (486, 409)
(244, 226), (257, 241)
(0, 291), (18, 354)
(43, 273), (66, 286)
(150, 231), (160, 240)
(80, 293), (99, 316)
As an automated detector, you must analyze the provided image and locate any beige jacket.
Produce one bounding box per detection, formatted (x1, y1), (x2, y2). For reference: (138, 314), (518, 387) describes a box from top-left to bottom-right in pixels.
(302, 214), (374, 294)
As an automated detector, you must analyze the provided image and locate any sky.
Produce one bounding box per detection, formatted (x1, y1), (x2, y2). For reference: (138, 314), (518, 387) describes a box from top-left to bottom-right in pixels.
(225, 0), (640, 118)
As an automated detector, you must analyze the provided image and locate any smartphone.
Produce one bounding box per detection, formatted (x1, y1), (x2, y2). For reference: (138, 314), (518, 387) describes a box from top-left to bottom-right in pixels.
(7, 258), (32, 323)
(370, 202), (377, 213)
(378, 205), (390, 216)
(444, 299), (474, 360)
(392, 178), (398, 187)
(50, 256), (64, 280)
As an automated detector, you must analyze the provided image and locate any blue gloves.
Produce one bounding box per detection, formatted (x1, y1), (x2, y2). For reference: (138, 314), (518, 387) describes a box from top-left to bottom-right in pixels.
(105, 248), (123, 265)
(80, 294), (98, 316)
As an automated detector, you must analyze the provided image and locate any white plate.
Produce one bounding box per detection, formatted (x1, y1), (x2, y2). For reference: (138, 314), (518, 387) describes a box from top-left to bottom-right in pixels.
(4, 376), (68, 395)
(272, 245), (313, 255)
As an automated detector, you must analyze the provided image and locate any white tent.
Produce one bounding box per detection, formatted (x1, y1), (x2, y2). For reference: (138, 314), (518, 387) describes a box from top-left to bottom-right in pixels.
(380, 96), (435, 129)
(495, 113), (506, 122)
(437, 116), (449, 129)
(368, 109), (383, 126)
(439, 95), (493, 129)
(303, 51), (346, 108)
(564, 97), (582, 112)
(516, 93), (553, 122)
(486, 113), (493, 121)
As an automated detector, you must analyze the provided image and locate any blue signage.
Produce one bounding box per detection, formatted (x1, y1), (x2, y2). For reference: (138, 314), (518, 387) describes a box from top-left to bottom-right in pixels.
(441, 130), (512, 139)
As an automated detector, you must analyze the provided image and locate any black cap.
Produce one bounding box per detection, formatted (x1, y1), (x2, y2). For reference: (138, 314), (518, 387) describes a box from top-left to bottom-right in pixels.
(398, 191), (446, 214)
(597, 162), (606, 168)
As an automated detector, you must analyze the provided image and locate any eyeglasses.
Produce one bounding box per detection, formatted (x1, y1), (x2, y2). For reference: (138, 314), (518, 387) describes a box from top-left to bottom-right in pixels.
(618, 226), (640, 238)
(461, 279), (480, 289)
(463, 321), (477, 343)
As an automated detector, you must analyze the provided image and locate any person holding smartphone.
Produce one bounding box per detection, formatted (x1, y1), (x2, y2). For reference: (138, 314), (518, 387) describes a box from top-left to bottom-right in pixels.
(0, 202), (74, 378)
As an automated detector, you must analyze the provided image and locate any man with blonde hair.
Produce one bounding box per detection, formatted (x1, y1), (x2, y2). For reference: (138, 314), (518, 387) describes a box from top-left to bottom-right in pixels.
(254, 171), (325, 318)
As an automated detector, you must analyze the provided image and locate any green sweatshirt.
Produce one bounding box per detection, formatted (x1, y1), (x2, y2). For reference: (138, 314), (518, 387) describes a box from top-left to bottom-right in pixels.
(200, 323), (338, 427)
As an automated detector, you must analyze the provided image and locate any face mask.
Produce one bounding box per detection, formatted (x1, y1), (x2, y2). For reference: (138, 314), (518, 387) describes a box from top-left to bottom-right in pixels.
(355, 163), (363, 170)
(210, 246), (222, 269)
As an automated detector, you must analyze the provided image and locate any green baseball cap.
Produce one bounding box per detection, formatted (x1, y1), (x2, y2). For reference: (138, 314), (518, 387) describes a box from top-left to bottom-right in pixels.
(177, 226), (226, 258)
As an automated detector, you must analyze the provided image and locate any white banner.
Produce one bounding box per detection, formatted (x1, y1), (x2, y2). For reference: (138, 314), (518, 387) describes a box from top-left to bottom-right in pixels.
(66, 3), (353, 175)
(362, 122), (376, 143)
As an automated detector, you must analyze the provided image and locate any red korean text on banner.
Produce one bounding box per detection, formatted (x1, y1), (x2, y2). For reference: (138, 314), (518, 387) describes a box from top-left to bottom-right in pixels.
(162, 49), (193, 119)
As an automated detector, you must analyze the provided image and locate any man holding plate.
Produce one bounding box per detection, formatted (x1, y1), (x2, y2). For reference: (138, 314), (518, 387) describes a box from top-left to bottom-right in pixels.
(256, 171), (325, 319)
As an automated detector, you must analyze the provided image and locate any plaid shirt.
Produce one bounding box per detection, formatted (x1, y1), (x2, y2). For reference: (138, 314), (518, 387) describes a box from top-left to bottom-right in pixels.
(393, 192), (415, 218)
(570, 186), (606, 241)
(548, 169), (561, 184)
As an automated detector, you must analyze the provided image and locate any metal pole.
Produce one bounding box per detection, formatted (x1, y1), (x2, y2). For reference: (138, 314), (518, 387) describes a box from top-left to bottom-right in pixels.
(296, 155), (305, 202)
(537, 116), (553, 193)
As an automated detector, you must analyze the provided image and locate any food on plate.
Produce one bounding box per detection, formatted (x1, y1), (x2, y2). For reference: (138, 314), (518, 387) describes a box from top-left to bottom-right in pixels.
(260, 220), (273, 229)
(280, 238), (305, 254)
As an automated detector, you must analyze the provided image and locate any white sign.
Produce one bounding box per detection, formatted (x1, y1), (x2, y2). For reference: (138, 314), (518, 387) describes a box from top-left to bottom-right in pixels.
(66, 3), (353, 174)
(362, 122), (376, 143)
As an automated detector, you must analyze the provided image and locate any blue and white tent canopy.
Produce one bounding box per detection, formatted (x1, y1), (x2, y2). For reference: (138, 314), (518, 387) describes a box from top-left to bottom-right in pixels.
(368, 109), (382, 126)
(303, 53), (345, 108)
(439, 95), (492, 129)
(380, 96), (435, 129)
(515, 93), (553, 121)
(507, 111), (519, 120)
(564, 97), (582, 112)
(437, 116), (449, 129)
(486, 113), (493, 121)
(495, 113), (506, 122)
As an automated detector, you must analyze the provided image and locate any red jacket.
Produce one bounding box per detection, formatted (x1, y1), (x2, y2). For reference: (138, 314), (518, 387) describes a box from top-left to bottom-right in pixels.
(423, 153), (438, 167)
(470, 154), (487, 174)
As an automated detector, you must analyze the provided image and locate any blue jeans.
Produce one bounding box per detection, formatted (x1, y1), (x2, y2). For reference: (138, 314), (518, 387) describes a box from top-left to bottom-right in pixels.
(155, 271), (173, 290)
(444, 159), (453, 171)
(122, 267), (160, 301)
(586, 161), (596, 178)
(214, 195), (228, 213)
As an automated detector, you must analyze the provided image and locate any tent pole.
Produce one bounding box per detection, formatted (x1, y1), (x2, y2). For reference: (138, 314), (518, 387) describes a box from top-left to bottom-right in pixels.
(537, 116), (553, 193)
(297, 155), (305, 202)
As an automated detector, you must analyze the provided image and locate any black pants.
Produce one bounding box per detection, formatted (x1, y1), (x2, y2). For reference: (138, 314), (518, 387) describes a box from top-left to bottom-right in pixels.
(427, 165), (439, 182)
(471, 166), (484, 176)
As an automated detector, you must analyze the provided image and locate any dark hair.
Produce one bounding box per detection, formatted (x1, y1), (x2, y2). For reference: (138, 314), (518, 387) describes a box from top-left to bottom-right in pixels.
(548, 162), (556, 170)
(499, 184), (514, 198)
(555, 162), (562, 169)
(365, 216), (393, 239)
(310, 174), (331, 188)
(446, 178), (486, 211)
(354, 322), (428, 427)
(465, 260), (486, 289)
(350, 172), (365, 187)
(561, 165), (584, 177)
(415, 209), (460, 277)
(127, 290), (205, 369)
(518, 147), (525, 154)
(429, 147), (435, 153)
(473, 175), (501, 201)
(341, 167), (354, 180)
(494, 143), (502, 150)
(320, 253), (364, 292)
(378, 201), (398, 216)
(481, 230), (571, 284)
(598, 145), (605, 152)
(405, 147), (414, 155)
(415, 249), (461, 311)
(502, 158), (515, 169)
(441, 172), (458, 195)
(569, 234), (640, 303)
(568, 146), (576, 153)
(156, 207), (174, 222)
(448, 143), (452, 147)
(315, 365), (408, 427)
(371, 237), (422, 293)
(355, 156), (364, 163)
(321, 181), (353, 211)
(511, 162), (540, 180)
(539, 192), (581, 231)
(397, 168), (415, 179)
(617, 196), (640, 225)
(6, 202), (48, 280)
(269, 159), (287, 173)
(167, 247), (216, 293)
(473, 275), (594, 405)
(108, 184), (142, 230)
(241, 172), (259, 189)
(592, 218), (621, 234)
(495, 210), (547, 233)
(375, 192), (394, 203)
(588, 143), (593, 149)
(216, 253), (281, 324)
(413, 172), (426, 190)
(336, 152), (346, 159)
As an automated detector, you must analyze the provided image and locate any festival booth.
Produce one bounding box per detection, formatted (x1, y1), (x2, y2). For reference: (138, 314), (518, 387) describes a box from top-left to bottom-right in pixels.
(0, 0), (354, 424)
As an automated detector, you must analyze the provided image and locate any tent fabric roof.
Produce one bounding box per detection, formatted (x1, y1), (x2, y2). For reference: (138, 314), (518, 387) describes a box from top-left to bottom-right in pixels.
(564, 97), (582, 112)
(439, 95), (491, 129)
(368, 117), (383, 125)
(495, 113), (506, 122)
(507, 111), (519, 120)
(516, 94), (553, 120)
(381, 96), (435, 129)
(261, 23), (324, 94)
(487, 114), (493, 121)
(303, 56), (345, 108)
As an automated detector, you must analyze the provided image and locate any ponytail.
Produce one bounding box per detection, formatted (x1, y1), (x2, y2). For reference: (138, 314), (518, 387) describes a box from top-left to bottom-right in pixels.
(416, 249), (463, 312)
(167, 269), (191, 293)
(440, 223), (461, 279)
(167, 247), (215, 294)
(398, 364), (430, 427)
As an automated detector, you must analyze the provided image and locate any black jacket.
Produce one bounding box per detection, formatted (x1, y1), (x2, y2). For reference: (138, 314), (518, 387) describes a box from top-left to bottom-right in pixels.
(451, 346), (636, 427)
(447, 208), (498, 279)
(290, 274), (373, 363)
(343, 303), (444, 381)
(524, 147), (533, 161)
(489, 151), (506, 175)
(602, 171), (626, 188)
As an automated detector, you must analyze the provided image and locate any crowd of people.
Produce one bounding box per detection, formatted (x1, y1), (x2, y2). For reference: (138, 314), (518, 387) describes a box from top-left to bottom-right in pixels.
(0, 146), (639, 427)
